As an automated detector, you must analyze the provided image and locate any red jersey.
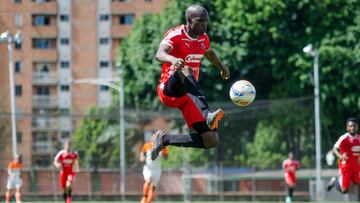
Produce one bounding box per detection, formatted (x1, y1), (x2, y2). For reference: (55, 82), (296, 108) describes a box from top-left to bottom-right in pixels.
(54, 150), (78, 174)
(159, 24), (211, 84)
(282, 159), (300, 176)
(334, 133), (360, 167)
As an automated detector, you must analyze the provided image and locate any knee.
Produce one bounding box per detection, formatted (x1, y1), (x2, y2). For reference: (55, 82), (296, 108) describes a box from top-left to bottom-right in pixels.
(180, 66), (193, 76)
(201, 131), (218, 149)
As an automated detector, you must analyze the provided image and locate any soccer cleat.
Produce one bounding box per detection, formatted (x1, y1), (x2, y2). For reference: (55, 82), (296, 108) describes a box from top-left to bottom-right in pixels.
(327, 177), (336, 191)
(207, 109), (224, 130)
(151, 130), (166, 161)
(285, 196), (292, 203)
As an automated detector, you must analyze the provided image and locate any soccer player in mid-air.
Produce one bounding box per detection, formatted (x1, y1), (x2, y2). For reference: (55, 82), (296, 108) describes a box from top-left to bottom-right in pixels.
(327, 117), (360, 194)
(282, 152), (300, 203)
(151, 4), (230, 160)
(54, 141), (80, 203)
(140, 133), (169, 203)
(5, 154), (23, 203)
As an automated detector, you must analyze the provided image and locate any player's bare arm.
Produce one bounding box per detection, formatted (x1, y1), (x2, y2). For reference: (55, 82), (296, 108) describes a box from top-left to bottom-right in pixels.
(74, 160), (80, 173)
(204, 48), (230, 80)
(332, 147), (346, 160)
(53, 159), (61, 169)
(155, 44), (185, 69)
(140, 152), (145, 162)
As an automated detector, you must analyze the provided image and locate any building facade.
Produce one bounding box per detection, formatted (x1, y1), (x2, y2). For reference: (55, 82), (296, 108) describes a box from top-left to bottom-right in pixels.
(0, 0), (168, 168)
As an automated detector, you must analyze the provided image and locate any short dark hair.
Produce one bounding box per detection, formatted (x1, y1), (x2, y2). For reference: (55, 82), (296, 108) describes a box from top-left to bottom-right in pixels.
(347, 117), (358, 124)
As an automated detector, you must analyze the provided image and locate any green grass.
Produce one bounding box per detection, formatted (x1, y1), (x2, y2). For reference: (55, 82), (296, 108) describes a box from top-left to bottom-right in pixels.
(31, 201), (355, 203)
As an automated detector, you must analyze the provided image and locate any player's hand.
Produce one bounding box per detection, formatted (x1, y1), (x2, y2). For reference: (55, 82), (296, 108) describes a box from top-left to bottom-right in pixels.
(220, 65), (230, 80)
(172, 58), (185, 70)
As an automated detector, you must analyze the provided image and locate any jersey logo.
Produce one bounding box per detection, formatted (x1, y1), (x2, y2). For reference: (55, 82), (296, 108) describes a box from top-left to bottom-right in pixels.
(185, 42), (190, 48)
(351, 146), (360, 152)
(201, 43), (205, 49)
(63, 159), (73, 164)
(185, 54), (203, 63)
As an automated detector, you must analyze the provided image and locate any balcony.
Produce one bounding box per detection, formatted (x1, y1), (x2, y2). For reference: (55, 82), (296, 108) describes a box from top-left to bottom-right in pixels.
(32, 141), (52, 154)
(33, 95), (58, 108)
(32, 49), (57, 62)
(111, 25), (132, 38)
(32, 118), (58, 131)
(32, 72), (57, 85)
(31, 26), (57, 38)
(30, 1), (57, 15)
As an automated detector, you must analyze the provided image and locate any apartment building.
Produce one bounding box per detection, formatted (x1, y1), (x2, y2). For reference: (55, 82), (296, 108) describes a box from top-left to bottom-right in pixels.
(0, 0), (168, 168)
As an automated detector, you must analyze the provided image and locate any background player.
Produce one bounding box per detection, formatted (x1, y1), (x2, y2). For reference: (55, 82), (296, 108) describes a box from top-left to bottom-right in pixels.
(327, 117), (360, 194)
(5, 154), (23, 203)
(54, 141), (79, 203)
(140, 133), (169, 203)
(282, 152), (300, 203)
(152, 4), (230, 160)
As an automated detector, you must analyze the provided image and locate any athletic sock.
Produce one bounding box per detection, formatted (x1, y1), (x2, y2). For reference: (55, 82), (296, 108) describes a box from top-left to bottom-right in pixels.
(146, 187), (156, 203)
(334, 178), (347, 193)
(288, 187), (294, 199)
(183, 75), (209, 110)
(15, 191), (21, 203)
(141, 182), (150, 203)
(162, 133), (205, 148)
(5, 192), (11, 203)
(63, 192), (67, 202)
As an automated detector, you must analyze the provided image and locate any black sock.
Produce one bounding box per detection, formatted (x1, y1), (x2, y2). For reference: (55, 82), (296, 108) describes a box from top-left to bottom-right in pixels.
(334, 178), (347, 193)
(183, 75), (209, 110)
(288, 187), (294, 198)
(67, 188), (72, 197)
(63, 192), (67, 201)
(162, 133), (205, 148)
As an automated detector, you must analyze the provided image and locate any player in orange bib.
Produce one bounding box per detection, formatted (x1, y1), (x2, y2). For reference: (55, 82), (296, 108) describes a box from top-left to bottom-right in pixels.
(327, 117), (360, 194)
(282, 152), (300, 203)
(54, 141), (79, 203)
(140, 133), (169, 203)
(5, 154), (23, 203)
(151, 4), (230, 160)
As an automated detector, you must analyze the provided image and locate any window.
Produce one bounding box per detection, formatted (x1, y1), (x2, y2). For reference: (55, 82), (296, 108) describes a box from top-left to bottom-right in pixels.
(60, 15), (69, 22)
(32, 15), (50, 26)
(100, 85), (109, 91)
(60, 85), (70, 91)
(59, 108), (70, 114)
(99, 38), (109, 45)
(100, 61), (109, 68)
(15, 85), (22, 96)
(100, 15), (109, 21)
(15, 0), (21, 4)
(119, 14), (134, 25)
(15, 42), (22, 50)
(17, 132), (22, 144)
(15, 61), (22, 73)
(60, 61), (70, 68)
(14, 14), (23, 27)
(36, 86), (50, 95)
(33, 0), (51, 3)
(33, 38), (52, 49)
(60, 38), (70, 45)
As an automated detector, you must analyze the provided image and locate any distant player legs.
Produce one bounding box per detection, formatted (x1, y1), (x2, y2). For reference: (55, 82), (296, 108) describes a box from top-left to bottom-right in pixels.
(141, 178), (152, 203)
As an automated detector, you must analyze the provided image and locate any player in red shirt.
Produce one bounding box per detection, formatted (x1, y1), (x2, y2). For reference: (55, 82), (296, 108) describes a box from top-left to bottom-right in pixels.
(151, 4), (230, 160)
(327, 117), (360, 193)
(54, 141), (79, 203)
(282, 152), (300, 203)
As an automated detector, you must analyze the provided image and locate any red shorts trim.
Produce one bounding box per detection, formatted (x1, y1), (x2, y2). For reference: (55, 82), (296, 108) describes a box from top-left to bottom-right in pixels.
(157, 84), (205, 127)
(60, 172), (75, 188)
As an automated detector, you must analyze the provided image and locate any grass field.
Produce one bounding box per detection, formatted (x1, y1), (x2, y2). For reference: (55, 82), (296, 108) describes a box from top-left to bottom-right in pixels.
(32, 201), (359, 203)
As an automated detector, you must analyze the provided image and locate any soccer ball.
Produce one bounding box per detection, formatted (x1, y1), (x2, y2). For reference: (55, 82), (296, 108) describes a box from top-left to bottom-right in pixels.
(229, 80), (256, 107)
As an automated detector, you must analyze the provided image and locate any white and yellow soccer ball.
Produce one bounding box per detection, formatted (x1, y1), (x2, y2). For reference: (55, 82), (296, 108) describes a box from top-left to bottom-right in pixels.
(229, 80), (256, 107)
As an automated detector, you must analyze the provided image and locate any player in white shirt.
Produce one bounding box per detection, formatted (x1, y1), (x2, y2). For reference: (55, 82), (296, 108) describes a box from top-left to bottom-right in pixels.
(5, 154), (23, 203)
(140, 132), (169, 203)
